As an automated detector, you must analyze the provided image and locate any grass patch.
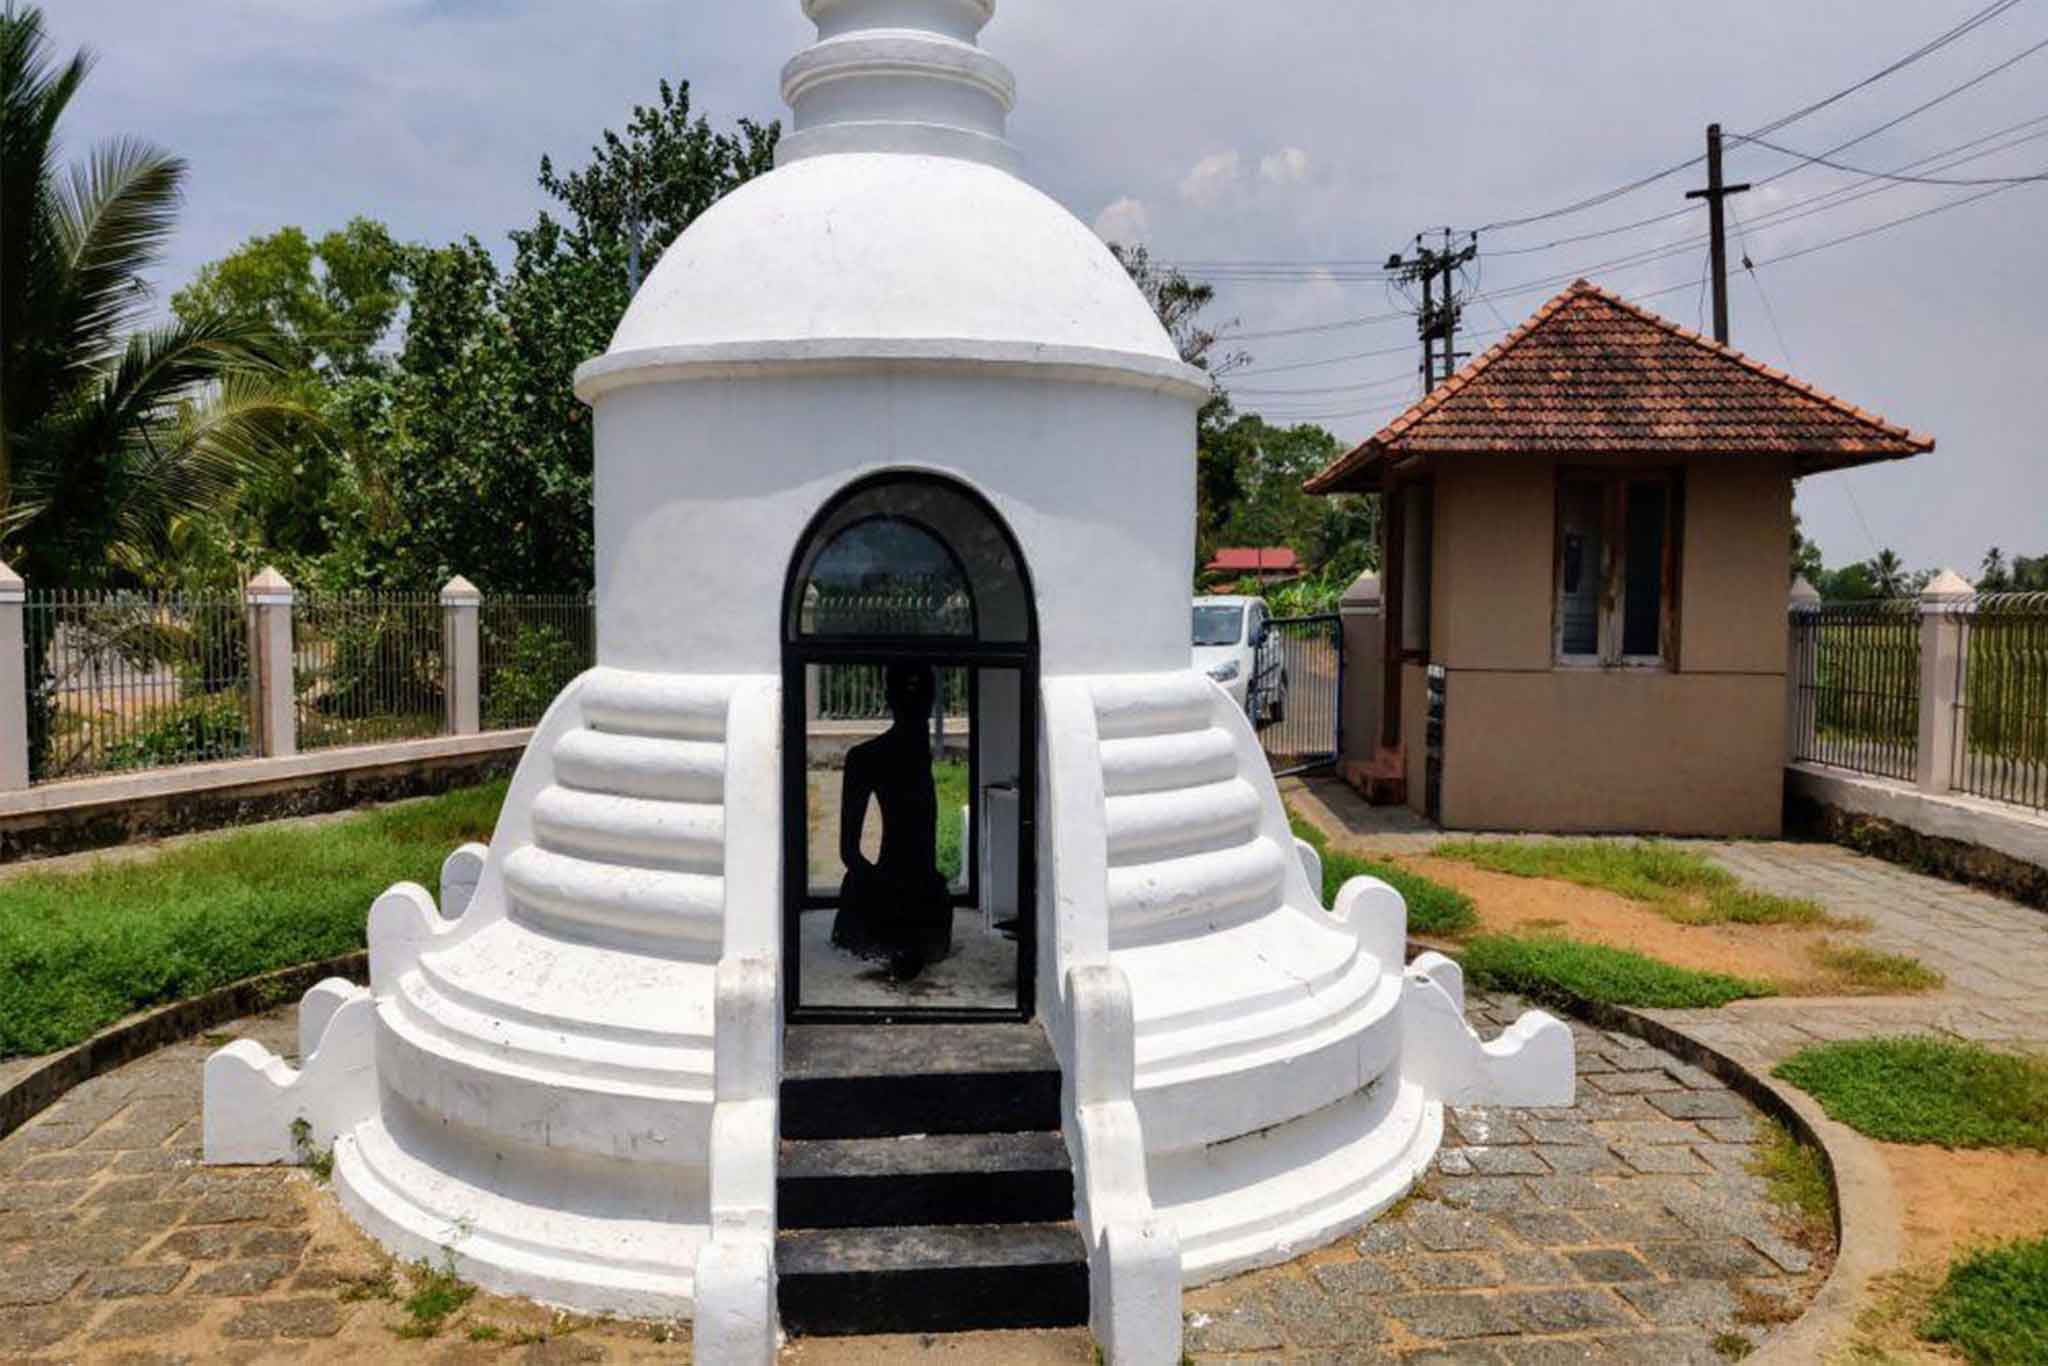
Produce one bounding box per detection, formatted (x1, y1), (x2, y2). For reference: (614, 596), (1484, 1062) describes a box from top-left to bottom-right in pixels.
(1287, 808), (1478, 937)
(933, 757), (968, 885)
(1921, 1235), (2048, 1365)
(1458, 932), (1776, 1010)
(1806, 941), (1944, 994)
(1748, 1119), (1834, 1248)
(0, 780), (506, 1058)
(1773, 1037), (2048, 1150)
(396, 1253), (476, 1339)
(1434, 838), (1836, 927)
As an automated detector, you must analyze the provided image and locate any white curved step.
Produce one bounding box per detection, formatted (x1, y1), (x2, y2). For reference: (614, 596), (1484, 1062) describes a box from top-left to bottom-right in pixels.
(502, 844), (722, 946)
(334, 1106), (705, 1320)
(530, 785), (724, 871)
(552, 728), (724, 803)
(1100, 726), (1237, 797)
(1107, 836), (1287, 941)
(578, 668), (732, 739)
(1105, 777), (1262, 866)
(1091, 674), (1213, 739)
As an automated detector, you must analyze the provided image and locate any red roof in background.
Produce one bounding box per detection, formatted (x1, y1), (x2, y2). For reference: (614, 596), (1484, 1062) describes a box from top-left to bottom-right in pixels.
(1303, 279), (1934, 494)
(1205, 547), (1301, 573)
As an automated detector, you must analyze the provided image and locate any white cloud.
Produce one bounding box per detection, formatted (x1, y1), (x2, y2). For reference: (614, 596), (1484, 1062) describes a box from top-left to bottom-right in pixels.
(1178, 150), (1242, 206)
(1091, 195), (1150, 244)
(1259, 146), (1310, 184)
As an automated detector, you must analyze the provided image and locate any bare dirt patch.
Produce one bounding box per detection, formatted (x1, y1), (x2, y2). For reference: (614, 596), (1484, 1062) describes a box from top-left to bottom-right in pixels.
(1882, 1143), (2048, 1268)
(1401, 854), (1840, 988)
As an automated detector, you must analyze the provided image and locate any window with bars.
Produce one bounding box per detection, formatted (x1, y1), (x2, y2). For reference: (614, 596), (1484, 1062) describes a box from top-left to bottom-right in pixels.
(1554, 471), (1680, 668)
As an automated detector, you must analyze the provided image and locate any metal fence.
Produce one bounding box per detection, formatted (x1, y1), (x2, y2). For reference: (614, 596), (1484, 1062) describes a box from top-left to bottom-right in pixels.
(1951, 593), (2048, 811)
(1253, 614), (1344, 776)
(293, 592), (447, 751)
(22, 589), (254, 783)
(816, 664), (970, 721)
(481, 595), (596, 730)
(1788, 600), (1920, 782)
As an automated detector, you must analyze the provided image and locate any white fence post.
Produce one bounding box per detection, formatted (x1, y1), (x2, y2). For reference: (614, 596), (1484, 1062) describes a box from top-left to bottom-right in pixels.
(0, 560), (27, 791)
(1916, 569), (1972, 795)
(442, 576), (482, 736)
(245, 567), (297, 759)
(1786, 577), (1820, 765)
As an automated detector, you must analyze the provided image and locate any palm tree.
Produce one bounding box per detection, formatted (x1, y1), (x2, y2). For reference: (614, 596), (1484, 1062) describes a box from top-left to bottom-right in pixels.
(0, 3), (307, 586)
(1866, 548), (1908, 599)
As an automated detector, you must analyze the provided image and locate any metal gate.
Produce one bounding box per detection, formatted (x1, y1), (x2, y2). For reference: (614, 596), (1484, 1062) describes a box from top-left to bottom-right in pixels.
(1250, 613), (1343, 776)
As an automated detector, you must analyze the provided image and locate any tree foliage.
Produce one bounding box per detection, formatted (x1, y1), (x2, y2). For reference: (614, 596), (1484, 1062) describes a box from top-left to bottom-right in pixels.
(0, 3), (306, 586)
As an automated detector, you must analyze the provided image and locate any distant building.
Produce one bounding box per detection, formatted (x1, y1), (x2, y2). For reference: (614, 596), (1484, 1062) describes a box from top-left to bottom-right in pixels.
(1203, 546), (1302, 584)
(1305, 279), (1931, 836)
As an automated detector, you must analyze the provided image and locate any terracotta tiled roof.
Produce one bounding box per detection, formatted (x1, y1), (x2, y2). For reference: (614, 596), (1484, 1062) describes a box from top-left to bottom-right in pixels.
(1205, 546), (1301, 573)
(1303, 280), (1934, 494)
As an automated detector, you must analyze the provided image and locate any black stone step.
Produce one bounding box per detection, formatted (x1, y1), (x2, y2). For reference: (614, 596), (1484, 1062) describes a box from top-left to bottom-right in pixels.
(775, 1222), (1090, 1336)
(780, 1131), (1073, 1229)
(781, 1023), (1061, 1139)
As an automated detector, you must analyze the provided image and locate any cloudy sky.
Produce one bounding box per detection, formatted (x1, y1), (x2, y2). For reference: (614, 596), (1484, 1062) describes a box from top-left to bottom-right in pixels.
(44, 0), (2048, 576)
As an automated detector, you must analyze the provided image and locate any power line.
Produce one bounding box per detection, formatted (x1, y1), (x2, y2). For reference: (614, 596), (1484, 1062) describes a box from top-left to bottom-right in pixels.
(1733, 128), (2048, 183)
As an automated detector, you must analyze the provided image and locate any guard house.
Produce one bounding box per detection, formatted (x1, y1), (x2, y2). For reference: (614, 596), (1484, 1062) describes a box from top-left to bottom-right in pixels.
(1307, 280), (1932, 836)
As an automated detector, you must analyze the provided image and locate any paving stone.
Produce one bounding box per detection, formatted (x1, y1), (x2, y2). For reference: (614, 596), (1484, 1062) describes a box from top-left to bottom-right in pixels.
(1435, 1177), (1529, 1212)
(1536, 1144), (1622, 1175)
(1694, 1143), (1759, 1175)
(1521, 1120), (1599, 1145)
(86, 1176), (179, 1207)
(1600, 1047), (1673, 1073)
(238, 1228), (311, 1258)
(158, 1226), (240, 1261)
(0, 1179), (90, 1212)
(84, 1264), (189, 1299)
(1264, 1274), (1390, 1348)
(1745, 1231), (1816, 1275)
(1663, 1062), (1724, 1090)
(88, 1297), (205, 1340)
(1589, 1071), (1682, 1095)
(1595, 1329), (1728, 1365)
(107, 1149), (192, 1176)
(1497, 1342), (1606, 1364)
(1459, 1146), (1551, 1177)
(1497, 1288), (1635, 1333)
(1500, 1210), (1593, 1246)
(0, 1263), (86, 1306)
(521, 1338), (609, 1365)
(1357, 1221), (1418, 1256)
(1571, 1208), (1694, 1244)
(184, 1193), (296, 1226)
(1641, 1239), (1776, 1280)
(12, 1151), (113, 1183)
(1646, 1091), (1749, 1121)
(1617, 1279), (1740, 1326)
(1386, 1292), (1517, 1339)
(187, 1257), (291, 1297)
(1450, 1109), (1531, 1146)
(1597, 1120), (1709, 1146)
(1312, 1259), (1404, 1297)
(1524, 1176), (1614, 1209)
(221, 1296), (345, 1340)
(1612, 1144), (1709, 1175)
(1402, 1346), (1507, 1364)
(1497, 1251), (1581, 1286)
(91, 1200), (192, 1233)
(32, 1218), (158, 1264)
(0, 1303), (91, 1353)
(1405, 1255), (1502, 1289)
(1437, 1148), (1476, 1177)
(1185, 1300), (1285, 1352)
(1405, 1205), (1504, 1253)
(1563, 1248), (1656, 1283)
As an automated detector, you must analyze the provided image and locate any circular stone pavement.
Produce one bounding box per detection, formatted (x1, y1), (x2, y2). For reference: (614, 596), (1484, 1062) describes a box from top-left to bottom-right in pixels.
(0, 994), (1826, 1363)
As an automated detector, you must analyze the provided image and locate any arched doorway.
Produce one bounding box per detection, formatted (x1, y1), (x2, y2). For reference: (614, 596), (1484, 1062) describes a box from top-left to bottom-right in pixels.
(781, 473), (1039, 1021)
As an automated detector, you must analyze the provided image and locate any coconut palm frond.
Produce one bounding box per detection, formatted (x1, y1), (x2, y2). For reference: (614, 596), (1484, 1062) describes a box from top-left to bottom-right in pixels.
(55, 135), (186, 356)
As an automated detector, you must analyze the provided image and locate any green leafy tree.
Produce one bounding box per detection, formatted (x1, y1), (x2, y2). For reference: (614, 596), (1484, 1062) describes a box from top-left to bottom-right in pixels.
(1866, 548), (1908, 599)
(0, 3), (305, 587)
(1790, 513), (1825, 586)
(1978, 546), (2012, 592)
(171, 219), (402, 378)
(1202, 413), (1376, 580)
(323, 80), (777, 592)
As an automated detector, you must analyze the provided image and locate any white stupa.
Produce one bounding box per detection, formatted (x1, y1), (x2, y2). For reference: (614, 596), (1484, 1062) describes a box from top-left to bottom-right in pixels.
(203, 3), (1571, 1361)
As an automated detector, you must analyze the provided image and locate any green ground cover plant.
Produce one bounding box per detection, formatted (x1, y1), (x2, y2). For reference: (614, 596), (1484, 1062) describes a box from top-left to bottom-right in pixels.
(1772, 1037), (2048, 1150)
(1921, 1235), (2048, 1365)
(1459, 933), (1777, 1010)
(1286, 808), (1478, 937)
(1434, 838), (1836, 927)
(1806, 941), (1945, 994)
(0, 781), (506, 1058)
(1748, 1119), (1834, 1246)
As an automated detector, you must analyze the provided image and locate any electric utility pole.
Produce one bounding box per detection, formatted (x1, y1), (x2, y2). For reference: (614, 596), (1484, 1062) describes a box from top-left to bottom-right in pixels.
(1684, 123), (1750, 344)
(1387, 229), (1477, 388)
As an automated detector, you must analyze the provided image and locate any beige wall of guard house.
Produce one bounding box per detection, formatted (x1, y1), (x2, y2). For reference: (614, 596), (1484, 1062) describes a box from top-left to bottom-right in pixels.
(1307, 280), (1933, 838)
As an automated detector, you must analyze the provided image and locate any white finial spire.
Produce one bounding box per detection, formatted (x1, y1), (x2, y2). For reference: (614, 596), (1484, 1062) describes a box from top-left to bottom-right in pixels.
(778, 0), (1016, 170)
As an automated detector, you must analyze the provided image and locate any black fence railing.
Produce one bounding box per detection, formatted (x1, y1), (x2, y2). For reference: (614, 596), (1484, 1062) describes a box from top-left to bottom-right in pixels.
(1951, 593), (2048, 812)
(1788, 600), (1920, 783)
